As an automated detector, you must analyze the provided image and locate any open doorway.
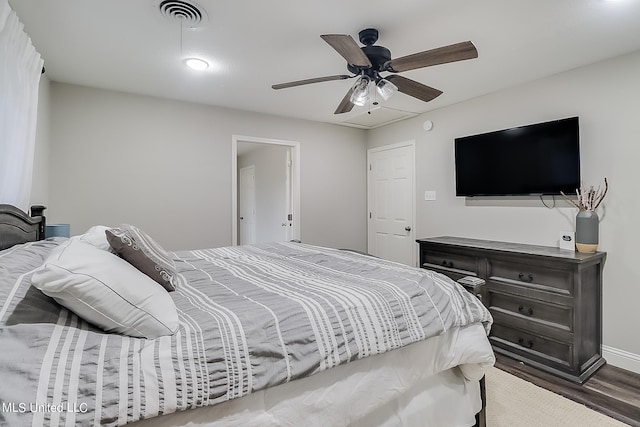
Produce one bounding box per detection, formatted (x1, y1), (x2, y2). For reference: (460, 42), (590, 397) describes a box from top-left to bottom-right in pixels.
(238, 146), (288, 244)
(231, 135), (300, 246)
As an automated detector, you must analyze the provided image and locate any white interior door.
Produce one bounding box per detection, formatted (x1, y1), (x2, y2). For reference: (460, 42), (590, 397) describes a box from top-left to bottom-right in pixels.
(239, 165), (256, 245)
(367, 143), (415, 266)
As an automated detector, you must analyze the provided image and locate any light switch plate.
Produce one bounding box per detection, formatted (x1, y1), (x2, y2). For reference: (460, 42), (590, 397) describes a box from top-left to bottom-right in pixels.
(424, 191), (436, 201)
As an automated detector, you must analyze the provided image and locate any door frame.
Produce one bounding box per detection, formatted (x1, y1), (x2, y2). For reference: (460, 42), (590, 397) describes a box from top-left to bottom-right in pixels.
(367, 140), (416, 266)
(238, 164), (256, 245)
(231, 135), (301, 246)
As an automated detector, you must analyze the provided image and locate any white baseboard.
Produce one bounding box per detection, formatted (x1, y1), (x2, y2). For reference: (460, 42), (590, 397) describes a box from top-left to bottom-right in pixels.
(602, 345), (640, 374)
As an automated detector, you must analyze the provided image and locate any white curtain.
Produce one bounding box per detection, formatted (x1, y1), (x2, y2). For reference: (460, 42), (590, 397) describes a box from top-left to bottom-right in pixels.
(0, 0), (43, 212)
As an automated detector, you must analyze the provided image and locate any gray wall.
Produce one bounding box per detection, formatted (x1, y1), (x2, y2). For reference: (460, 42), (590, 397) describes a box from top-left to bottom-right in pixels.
(368, 50), (640, 369)
(48, 83), (367, 252)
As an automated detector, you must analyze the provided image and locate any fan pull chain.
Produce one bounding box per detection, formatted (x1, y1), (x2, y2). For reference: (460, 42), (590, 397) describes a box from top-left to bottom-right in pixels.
(179, 17), (184, 55)
(368, 81), (379, 115)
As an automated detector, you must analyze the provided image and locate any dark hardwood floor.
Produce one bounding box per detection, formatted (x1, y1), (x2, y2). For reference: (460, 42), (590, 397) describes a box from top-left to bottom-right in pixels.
(495, 354), (640, 426)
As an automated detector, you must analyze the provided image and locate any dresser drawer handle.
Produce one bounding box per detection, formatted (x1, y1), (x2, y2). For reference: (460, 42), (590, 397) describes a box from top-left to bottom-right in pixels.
(518, 338), (534, 349)
(518, 305), (533, 316)
(441, 260), (454, 268)
(518, 273), (534, 282)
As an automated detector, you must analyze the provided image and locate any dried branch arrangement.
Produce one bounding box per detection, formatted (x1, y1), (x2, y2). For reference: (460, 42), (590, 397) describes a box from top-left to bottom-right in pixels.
(561, 178), (608, 211)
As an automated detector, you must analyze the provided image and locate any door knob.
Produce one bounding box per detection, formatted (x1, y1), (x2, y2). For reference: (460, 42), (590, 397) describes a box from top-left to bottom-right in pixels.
(405, 226), (412, 232)
(240, 216), (244, 220)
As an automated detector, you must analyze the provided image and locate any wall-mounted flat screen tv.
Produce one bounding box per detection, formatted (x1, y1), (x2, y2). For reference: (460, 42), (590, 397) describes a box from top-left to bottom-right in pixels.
(454, 117), (580, 197)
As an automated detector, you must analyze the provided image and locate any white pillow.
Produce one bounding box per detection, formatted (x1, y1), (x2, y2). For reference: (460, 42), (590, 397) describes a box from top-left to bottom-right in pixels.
(77, 225), (112, 251)
(32, 238), (179, 338)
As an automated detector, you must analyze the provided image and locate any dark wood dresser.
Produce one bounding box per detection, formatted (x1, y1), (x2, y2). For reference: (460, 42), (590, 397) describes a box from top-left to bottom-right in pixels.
(417, 236), (606, 383)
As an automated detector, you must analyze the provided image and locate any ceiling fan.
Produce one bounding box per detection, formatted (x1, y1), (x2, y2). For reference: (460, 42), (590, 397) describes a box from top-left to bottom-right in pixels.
(272, 28), (478, 114)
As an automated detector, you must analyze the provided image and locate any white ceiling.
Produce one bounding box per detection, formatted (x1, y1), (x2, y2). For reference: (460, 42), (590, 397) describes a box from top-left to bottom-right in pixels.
(9, 0), (640, 129)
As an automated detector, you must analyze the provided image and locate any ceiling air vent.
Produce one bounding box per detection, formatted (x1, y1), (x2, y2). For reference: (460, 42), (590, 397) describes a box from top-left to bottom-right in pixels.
(158, 0), (208, 28)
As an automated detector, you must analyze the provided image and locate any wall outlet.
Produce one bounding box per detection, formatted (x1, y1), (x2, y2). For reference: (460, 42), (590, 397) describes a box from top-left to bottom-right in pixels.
(424, 191), (437, 201)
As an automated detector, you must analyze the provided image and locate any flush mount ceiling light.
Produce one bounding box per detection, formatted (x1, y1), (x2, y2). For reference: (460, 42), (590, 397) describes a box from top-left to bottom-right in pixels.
(184, 57), (209, 71)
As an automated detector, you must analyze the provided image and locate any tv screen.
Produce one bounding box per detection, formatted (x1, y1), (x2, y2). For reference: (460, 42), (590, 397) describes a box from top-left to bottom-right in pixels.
(454, 117), (580, 197)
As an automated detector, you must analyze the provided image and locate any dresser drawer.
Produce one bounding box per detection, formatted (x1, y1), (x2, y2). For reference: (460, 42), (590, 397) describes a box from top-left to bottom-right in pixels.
(490, 323), (572, 367)
(425, 268), (471, 284)
(488, 258), (573, 295)
(488, 290), (573, 331)
(421, 250), (478, 276)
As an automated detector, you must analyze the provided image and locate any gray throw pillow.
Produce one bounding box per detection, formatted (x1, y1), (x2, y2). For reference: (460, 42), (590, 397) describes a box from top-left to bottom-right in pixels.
(106, 225), (177, 292)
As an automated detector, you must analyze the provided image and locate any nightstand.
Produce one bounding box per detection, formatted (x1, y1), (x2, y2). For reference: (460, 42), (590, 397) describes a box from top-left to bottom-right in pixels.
(46, 224), (70, 238)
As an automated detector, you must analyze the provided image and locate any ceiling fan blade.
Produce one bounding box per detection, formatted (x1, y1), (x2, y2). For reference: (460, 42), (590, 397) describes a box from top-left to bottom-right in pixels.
(385, 41), (478, 73)
(385, 75), (443, 103)
(272, 74), (352, 90)
(334, 87), (355, 114)
(321, 34), (372, 68)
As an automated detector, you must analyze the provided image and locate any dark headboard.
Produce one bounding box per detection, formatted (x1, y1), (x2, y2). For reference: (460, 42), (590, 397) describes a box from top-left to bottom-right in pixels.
(0, 204), (46, 250)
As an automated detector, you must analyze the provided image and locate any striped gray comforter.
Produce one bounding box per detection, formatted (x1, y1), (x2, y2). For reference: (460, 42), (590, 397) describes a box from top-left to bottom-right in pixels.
(0, 240), (491, 426)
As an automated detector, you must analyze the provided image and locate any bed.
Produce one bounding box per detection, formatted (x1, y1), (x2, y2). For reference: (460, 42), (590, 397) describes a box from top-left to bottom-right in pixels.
(0, 204), (494, 427)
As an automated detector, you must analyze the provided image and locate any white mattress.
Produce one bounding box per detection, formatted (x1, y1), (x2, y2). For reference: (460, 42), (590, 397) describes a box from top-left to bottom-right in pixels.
(130, 323), (494, 427)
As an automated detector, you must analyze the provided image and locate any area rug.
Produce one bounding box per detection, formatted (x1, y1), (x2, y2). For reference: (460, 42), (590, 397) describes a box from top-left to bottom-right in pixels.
(485, 367), (631, 427)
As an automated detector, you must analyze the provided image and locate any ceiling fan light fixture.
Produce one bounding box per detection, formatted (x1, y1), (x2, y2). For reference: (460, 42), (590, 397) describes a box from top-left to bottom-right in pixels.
(184, 57), (209, 71)
(272, 29), (478, 115)
(376, 78), (398, 101)
(350, 76), (371, 106)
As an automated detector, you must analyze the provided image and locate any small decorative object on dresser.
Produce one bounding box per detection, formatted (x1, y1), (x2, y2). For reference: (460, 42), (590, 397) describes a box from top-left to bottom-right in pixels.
(417, 236), (606, 383)
(561, 178), (608, 253)
(558, 231), (575, 251)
